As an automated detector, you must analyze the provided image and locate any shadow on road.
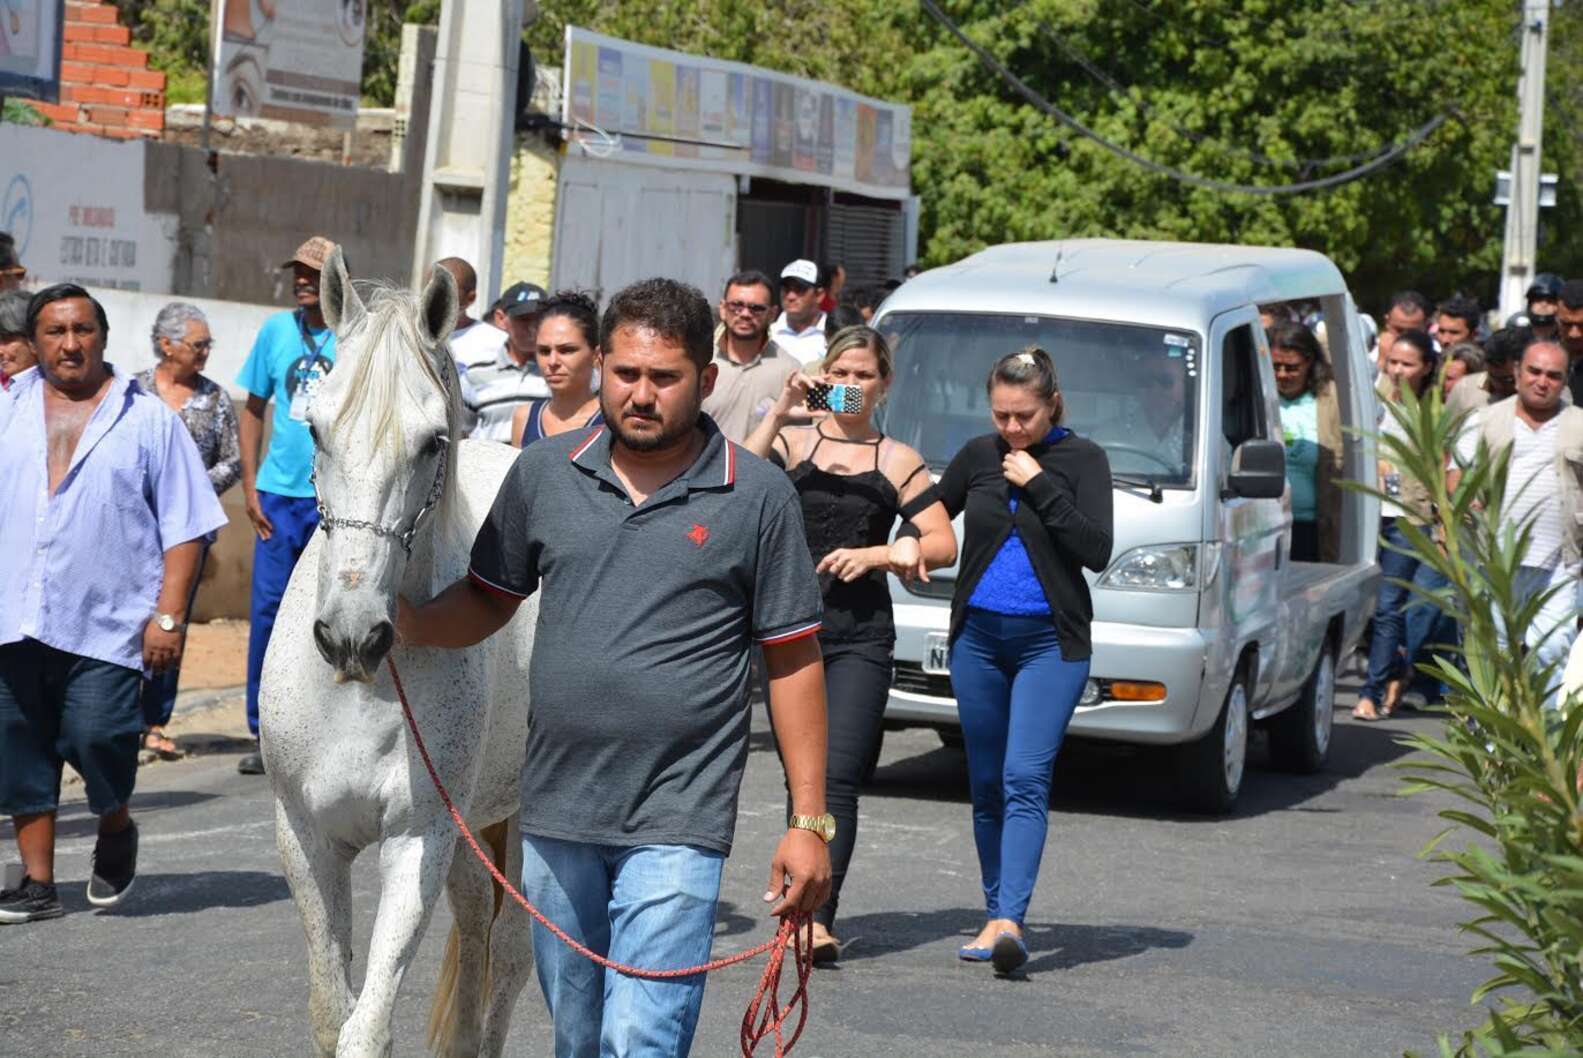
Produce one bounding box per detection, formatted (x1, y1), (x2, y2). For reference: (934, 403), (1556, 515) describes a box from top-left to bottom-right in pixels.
(58, 870), (291, 916)
(1, 789), (223, 841)
(863, 699), (1432, 823)
(830, 907), (1193, 972)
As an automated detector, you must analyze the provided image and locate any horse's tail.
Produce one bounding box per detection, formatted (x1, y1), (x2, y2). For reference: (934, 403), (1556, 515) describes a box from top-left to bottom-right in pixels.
(427, 818), (512, 1055)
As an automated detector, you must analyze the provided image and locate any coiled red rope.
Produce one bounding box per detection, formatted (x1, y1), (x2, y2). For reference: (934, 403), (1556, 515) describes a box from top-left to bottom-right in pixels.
(386, 658), (815, 1057)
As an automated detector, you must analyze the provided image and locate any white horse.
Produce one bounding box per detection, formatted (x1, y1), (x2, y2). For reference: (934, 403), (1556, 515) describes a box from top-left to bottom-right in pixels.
(260, 249), (537, 1058)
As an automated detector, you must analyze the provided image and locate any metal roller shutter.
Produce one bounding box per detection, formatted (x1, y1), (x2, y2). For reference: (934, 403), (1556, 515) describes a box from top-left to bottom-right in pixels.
(824, 203), (904, 290)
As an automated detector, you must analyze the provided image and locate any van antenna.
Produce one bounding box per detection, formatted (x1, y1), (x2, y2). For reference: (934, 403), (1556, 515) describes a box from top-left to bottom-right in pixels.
(1050, 242), (1064, 284)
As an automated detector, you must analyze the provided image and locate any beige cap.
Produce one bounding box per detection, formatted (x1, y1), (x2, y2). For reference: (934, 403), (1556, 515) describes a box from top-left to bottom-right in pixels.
(281, 236), (336, 271)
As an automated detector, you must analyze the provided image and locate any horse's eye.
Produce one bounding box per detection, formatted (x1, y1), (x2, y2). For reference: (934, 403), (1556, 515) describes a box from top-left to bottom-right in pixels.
(424, 433), (449, 456)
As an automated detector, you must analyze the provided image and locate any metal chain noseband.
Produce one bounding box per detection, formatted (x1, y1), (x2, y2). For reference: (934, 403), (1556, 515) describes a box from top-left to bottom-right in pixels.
(311, 443), (448, 555)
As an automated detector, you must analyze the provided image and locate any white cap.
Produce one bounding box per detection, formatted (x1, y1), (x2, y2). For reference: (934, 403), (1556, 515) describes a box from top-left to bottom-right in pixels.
(780, 259), (820, 286)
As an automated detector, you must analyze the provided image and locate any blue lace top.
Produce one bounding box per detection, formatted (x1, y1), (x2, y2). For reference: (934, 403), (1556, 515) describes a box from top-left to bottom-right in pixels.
(966, 427), (1069, 617)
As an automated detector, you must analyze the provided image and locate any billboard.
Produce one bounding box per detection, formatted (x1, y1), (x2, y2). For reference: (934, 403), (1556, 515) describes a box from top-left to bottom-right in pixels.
(0, 0), (64, 103)
(210, 0), (366, 128)
(563, 27), (912, 201)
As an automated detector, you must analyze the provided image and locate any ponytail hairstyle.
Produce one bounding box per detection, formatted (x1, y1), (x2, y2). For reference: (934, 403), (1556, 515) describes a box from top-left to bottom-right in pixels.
(988, 345), (1063, 424)
(819, 324), (893, 379)
(538, 290), (601, 350)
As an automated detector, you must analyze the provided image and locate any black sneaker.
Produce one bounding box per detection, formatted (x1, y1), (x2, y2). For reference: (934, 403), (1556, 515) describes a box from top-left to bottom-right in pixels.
(237, 744), (266, 775)
(0, 876), (64, 924)
(87, 821), (138, 908)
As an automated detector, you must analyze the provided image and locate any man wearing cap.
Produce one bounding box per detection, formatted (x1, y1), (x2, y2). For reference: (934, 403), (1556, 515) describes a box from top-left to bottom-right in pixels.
(234, 236), (339, 775)
(1508, 274), (1563, 342)
(0, 232), (25, 293)
(769, 259), (828, 367)
(459, 280), (550, 442)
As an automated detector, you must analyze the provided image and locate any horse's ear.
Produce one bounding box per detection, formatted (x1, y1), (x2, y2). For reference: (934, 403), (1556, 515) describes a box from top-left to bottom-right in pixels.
(320, 245), (364, 332)
(418, 262), (459, 349)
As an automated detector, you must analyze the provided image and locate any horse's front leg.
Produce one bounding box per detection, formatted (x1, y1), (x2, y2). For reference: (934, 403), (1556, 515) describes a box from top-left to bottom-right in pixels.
(275, 802), (354, 1058)
(334, 822), (456, 1058)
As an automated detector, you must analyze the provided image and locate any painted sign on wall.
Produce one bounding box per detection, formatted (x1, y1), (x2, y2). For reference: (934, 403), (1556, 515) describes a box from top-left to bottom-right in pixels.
(0, 0), (63, 101)
(563, 26), (912, 202)
(0, 124), (176, 292)
(210, 0), (366, 128)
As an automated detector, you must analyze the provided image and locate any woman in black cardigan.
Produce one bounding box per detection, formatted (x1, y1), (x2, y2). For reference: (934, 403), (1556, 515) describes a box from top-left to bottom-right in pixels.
(911, 346), (1113, 974)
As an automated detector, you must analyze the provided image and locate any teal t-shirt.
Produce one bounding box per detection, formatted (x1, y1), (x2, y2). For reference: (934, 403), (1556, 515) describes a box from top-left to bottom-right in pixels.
(236, 309), (336, 498)
(1280, 391), (1320, 522)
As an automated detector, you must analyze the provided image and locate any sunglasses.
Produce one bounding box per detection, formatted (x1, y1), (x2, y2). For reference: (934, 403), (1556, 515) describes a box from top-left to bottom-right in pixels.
(183, 338), (215, 352)
(725, 300), (770, 316)
(781, 281), (813, 295)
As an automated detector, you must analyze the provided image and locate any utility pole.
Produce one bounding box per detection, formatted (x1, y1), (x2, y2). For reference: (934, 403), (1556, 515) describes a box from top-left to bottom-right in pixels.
(1497, 0), (1553, 321)
(411, 0), (527, 303)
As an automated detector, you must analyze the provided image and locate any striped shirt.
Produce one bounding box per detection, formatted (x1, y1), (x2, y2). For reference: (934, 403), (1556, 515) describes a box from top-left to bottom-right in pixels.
(460, 345), (549, 443)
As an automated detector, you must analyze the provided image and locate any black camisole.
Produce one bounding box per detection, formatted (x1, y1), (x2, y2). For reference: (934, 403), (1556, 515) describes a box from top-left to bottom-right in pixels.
(776, 429), (928, 644)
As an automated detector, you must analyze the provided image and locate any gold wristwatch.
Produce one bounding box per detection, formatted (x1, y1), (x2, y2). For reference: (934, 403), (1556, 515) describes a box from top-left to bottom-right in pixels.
(789, 813), (837, 843)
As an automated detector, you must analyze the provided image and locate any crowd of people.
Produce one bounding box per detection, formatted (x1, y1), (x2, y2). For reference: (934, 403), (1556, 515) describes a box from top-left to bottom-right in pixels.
(12, 218), (1581, 1055)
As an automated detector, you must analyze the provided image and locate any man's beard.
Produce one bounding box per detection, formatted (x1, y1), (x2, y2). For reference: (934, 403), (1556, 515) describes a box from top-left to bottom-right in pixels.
(603, 384), (704, 452)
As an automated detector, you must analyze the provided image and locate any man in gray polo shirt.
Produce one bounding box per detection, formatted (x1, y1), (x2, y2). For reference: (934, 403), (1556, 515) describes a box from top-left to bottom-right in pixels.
(398, 277), (832, 1058)
(701, 269), (801, 442)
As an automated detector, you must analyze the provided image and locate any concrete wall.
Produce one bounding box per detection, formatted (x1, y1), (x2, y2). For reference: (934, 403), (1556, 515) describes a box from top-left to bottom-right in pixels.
(502, 135), (559, 291)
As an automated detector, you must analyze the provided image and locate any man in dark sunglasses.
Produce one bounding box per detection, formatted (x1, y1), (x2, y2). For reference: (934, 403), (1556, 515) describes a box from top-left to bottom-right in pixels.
(702, 270), (802, 441)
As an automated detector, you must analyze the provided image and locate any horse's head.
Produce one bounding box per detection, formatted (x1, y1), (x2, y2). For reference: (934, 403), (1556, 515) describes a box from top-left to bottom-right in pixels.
(306, 248), (460, 682)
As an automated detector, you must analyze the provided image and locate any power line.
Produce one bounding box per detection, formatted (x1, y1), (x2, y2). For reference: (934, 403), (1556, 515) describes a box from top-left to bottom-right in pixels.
(1034, 18), (1408, 172)
(919, 0), (1449, 196)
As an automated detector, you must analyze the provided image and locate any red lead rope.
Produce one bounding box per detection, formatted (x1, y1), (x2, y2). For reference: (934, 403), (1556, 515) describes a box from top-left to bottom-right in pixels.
(385, 658), (815, 1058)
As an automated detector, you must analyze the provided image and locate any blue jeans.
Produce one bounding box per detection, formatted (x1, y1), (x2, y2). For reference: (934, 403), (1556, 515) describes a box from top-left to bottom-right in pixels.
(520, 834), (725, 1058)
(949, 608), (1089, 925)
(1402, 563), (1457, 703)
(1362, 518), (1425, 703)
(246, 492), (319, 737)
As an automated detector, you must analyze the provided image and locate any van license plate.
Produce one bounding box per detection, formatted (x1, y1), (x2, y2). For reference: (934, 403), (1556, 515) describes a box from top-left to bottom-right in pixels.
(923, 633), (950, 675)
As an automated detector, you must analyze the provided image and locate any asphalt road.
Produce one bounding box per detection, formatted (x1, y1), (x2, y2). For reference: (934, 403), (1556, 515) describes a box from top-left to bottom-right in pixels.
(2, 672), (1490, 1058)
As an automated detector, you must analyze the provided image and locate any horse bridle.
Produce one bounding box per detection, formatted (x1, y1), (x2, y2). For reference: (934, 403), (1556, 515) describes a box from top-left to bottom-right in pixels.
(311, 442), (448, 555)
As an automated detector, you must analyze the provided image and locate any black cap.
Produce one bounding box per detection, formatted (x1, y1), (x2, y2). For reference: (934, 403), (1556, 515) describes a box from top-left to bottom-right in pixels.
(501, 282), (547, 318)
(1527, 273), (1564, 301)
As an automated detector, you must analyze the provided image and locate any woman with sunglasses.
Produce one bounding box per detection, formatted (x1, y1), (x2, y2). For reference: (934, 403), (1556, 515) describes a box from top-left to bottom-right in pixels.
(745, 325), (957, 963)
(134, 302), (241, 758)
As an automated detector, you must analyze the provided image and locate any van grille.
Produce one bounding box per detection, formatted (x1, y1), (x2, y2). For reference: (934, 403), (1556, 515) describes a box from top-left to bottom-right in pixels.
(892, 661), (954, 700)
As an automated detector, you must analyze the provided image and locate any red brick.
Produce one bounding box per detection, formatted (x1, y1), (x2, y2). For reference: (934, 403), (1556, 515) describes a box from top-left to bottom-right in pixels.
(62, 22), (96, 42)
(62, 42), (146, 67)
(88, 25), (131, 45)
(60, 60), (95, 82)
(66, 85), (143, 107)
(126, 68), (164, 91)
(83, 105), (128, 126)
(127, 109), (164, 131)
(67, 3), (122, 24)
(27, 101), (83, 124)
(89, 64), (131, 87)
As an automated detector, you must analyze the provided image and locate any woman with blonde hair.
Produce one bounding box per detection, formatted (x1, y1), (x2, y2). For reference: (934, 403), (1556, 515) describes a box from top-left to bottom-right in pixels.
(745, 324), (957, 963)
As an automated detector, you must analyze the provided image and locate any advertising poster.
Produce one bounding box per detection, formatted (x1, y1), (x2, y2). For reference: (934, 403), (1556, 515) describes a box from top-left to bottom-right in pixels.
(562, 25), (911, 200)
(0, 0), (63, 102)
(211, 0), (367, 128)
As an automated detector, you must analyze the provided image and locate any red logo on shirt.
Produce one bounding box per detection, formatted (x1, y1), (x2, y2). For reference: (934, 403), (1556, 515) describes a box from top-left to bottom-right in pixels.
(687, 523), (710, 548)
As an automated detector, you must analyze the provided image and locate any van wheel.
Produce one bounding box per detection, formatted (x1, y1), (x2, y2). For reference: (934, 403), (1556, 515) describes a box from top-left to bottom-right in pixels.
(1269, 645), (1335, 774)
(1177, 674), (1248, 814)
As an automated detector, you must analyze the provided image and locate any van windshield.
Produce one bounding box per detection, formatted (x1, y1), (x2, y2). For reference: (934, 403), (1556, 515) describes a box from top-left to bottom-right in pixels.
(875, 311), (1201, 486)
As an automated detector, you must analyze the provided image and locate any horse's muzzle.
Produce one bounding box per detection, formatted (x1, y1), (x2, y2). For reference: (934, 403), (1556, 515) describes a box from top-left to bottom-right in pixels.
(313, 618), (395, 682)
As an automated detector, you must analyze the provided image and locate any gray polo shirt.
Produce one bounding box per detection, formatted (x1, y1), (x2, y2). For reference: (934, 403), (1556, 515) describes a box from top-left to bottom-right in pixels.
(468, 415), (822, 854)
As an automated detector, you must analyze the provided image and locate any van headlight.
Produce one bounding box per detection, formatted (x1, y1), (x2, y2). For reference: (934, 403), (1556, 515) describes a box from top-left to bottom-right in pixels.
(1099, 544), (1201, 591)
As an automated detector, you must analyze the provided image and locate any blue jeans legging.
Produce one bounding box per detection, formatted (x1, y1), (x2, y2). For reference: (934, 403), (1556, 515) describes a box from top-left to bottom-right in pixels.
(949, 608), (1089, 925)
(1362, 518), (1452, 704)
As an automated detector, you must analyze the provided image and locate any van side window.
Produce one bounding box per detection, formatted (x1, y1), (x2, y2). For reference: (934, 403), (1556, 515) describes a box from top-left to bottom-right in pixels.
(1221, 324), (1267, 448)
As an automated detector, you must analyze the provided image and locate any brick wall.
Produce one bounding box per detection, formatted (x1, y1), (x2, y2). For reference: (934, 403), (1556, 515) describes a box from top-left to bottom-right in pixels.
(28, 2), (167, 139)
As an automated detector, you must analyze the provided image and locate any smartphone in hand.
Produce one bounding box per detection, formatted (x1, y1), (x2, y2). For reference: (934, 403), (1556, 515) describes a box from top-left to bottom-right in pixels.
(806, 382), (863, 414)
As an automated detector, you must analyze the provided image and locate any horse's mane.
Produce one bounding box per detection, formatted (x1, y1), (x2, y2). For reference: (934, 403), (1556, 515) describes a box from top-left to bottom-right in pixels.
(331, 280), (465, 557)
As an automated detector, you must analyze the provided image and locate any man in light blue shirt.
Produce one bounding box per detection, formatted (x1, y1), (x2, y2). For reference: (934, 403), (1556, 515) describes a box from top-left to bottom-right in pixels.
(0, 284), (226, 924)
(236, 236), (338, 775)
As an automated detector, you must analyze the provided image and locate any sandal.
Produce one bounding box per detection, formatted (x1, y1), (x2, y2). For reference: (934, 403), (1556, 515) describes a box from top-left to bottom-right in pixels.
(142, 727), (183, 760)
(1351, 699), (1384, 722)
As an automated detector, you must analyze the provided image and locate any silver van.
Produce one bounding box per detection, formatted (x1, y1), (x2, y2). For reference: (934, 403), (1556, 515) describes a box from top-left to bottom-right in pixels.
(874, 239), (1381, 812)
